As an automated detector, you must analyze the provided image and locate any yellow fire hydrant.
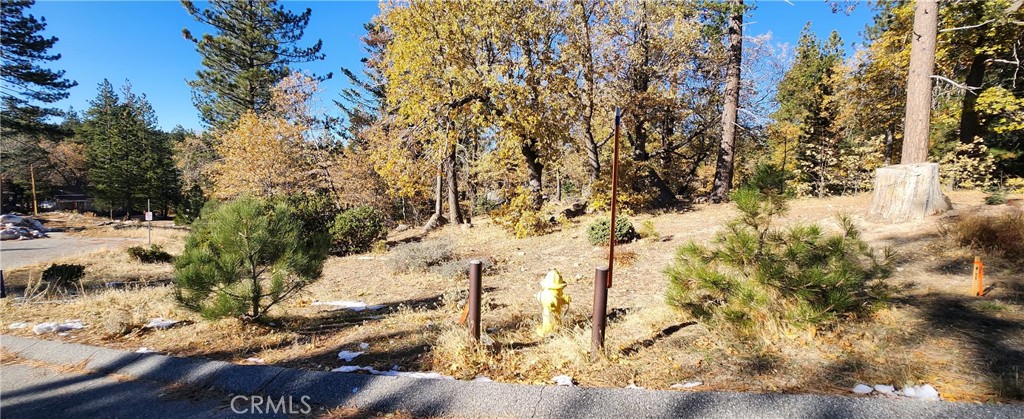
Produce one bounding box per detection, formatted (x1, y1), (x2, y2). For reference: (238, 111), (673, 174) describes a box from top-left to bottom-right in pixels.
(536, 269), (570, 336)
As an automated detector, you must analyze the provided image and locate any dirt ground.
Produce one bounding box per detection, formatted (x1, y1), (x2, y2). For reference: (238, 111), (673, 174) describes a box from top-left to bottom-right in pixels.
(0, 233), (143, 270)
(1, 191), (1021, 403)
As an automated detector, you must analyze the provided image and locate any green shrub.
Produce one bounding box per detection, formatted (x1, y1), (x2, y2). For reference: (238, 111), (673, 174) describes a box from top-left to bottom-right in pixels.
(330, 205), (388, 255)
(174, 196), (329, 320)
(985, 190), (1008, 205)
(282, 192), (337, 235)
(389, 240), (454, 273)
(638, 219), (659, 240)
(42, 263), (85, 288)
(127, 245), (174, 263)
(743, 163), (790, 197)
(174, 185), (206, 225)
(664, 182), (893, 339)
(587, 216), (638, 246)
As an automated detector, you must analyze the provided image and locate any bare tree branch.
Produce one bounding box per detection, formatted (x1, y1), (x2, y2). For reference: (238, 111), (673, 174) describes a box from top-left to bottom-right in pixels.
(930, 75), (981, 92)
(939, 19), (994, 33)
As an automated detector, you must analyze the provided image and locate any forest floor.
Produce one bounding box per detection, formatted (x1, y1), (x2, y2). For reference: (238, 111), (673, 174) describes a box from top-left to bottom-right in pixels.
(2, 191), (1022, 403)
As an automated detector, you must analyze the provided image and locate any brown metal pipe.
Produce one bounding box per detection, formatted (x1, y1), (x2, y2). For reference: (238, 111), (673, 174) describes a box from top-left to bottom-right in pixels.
(468, 260), (482, 341)
(592, 267), (608, 360)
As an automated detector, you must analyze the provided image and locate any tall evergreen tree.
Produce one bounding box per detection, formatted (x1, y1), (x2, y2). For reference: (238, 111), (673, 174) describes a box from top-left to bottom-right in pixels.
(181, 0), (327, 129)
(774, 26), (845, 196)
(335, 21), (390, 148)
(1, 0), (77, 137)
(901, 0), (938, 164)
(81, 80), (179, 215)
(710, 0), (744, 203)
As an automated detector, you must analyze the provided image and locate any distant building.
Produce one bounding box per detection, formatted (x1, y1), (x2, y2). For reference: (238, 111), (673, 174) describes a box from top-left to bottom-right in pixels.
(53, 189), (95, 212)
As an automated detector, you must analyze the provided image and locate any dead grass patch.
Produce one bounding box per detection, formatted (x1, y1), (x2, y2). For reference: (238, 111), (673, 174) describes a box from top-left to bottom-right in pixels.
(941, 206), (1024, 266)
(5, 244), (178, 290)
(3, 191), (1022, 402)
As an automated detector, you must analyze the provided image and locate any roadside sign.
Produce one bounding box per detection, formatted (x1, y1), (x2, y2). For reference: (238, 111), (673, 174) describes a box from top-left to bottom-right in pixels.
(145, 211), (153, 221)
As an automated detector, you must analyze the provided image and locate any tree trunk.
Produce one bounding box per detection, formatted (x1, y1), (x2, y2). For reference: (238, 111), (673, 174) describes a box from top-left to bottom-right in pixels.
(445, 147), (465, 225)
(957, 41), (988, 144)
(884, 125), (895, 165)
(423, 172), (447, 232)
(868, 163), (951, 222)
(900, 0), (938, 164)
(584, 126), (600, 188)
(711, 0), (743, 203)
(521, 139), (544, 209)
(578, 2), (601, 187)
(556, 170), (562, 202)
(871, 1), (949, 223)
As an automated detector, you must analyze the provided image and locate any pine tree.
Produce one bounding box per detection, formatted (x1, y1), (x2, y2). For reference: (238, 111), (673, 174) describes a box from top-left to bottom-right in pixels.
(1, 0), (77, 137)
(174, 197), (328, 320)
(774, 26), (845, 196)
(710, 0), (745, 203)
(81, 80), (179, 215)
(181, 0), (326, 129)
(336, 21), (390, 148)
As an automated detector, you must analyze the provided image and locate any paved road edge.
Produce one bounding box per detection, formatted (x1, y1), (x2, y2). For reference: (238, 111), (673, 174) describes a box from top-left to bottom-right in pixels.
(2, 335), (1021, 418)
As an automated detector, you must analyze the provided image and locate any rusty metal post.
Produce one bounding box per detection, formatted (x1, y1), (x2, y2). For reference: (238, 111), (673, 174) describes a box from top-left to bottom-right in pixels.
(468, 260), (482, 341)
(592, 267), (608, 360)
(607, 108), (622, 289)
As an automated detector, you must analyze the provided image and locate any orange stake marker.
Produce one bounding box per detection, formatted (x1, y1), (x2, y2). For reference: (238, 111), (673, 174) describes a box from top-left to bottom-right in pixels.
(972, 256), (985, 297)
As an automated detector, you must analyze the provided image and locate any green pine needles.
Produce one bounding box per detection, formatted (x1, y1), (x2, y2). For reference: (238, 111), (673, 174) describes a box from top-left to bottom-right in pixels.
(665, 165), (894, 338)
(174, 196), (328, 320)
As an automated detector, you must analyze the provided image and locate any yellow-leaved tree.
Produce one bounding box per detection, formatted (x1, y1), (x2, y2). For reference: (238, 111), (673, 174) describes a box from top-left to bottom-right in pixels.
(210, 73), (323, 199)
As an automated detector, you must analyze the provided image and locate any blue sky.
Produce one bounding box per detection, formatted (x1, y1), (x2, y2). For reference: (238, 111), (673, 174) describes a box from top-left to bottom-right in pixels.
(28, 0), (876, 132)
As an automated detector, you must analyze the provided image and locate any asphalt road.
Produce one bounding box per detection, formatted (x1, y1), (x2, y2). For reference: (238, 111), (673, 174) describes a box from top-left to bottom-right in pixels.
(0, 363), (262, 418)
(3, 336), (1022, 418)
(0, 233), (142, 270)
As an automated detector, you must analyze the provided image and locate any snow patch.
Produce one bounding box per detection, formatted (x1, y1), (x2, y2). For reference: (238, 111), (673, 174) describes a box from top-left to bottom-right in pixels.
(552, 375), (575, 386)
(472, 376), (493, 382)
(33, 320), (85, 335)
(899, 384), (940, 401)
(8, 322), (28, 329)
(852, 384), (873, 395)
(136, 347), (158, 353)
(337, 351), (364, 362)
(144, 318), (179, 330)
(671, 381), (703, 389)
(330, 365), (454, 380)
(873, 384), (896, 395)
(851, 383), (941, 401)
(312, 300), (386, 312)
(244, 357), (265, 364)
(359, 342), (370, 350)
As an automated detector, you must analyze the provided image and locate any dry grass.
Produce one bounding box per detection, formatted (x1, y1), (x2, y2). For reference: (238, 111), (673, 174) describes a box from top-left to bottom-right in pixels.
(941, 207), (1024, 264)
(3, 190), (1023, 403)
(3, 227), (186, 290)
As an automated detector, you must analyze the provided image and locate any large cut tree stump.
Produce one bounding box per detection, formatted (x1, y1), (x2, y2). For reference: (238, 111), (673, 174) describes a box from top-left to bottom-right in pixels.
(868, 163), (951, 223)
